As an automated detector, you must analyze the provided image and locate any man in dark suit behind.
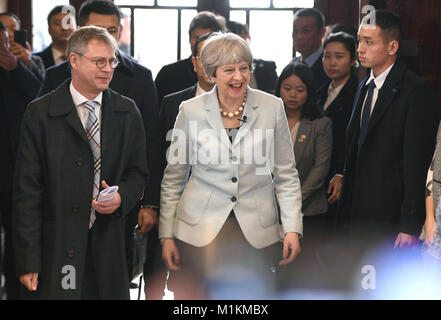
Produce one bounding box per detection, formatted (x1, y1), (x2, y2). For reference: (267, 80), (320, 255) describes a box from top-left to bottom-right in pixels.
(226, 20), (278, 94)
(292, 8), (329, 93)
(37, 0), (161, 247)
(0, 21), (41, 300)
(338, 11), (440, 289)
(13, 26), (147, 300)
(154, 11), (225, 104)
(34, 5), (76, 69)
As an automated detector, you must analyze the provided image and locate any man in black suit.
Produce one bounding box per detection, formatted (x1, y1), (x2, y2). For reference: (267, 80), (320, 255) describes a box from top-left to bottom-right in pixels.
(0, 12), (45, 81)
(339, 11), (439, 287)
(34, 5), (76, 69)
(13, 26), (147, 299)
(144, 32), (215, 300)
(226, 20), (278, 94)
(0, 21), (41, 300)
(155, 11), (225, 104)
(292, 8), (329, 93)
(37, 0), (161, 248)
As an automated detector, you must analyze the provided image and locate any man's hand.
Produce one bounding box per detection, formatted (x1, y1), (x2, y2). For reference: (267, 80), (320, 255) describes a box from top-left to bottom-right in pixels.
(10, 41), (31, 67)
(162, 239), (181, 271)
(92, 180), (121, 214)
(10, 41), (32, 66)
(137, 207), (158, 234)
(279, 232), (301, 266)
(394, 232), (419, 249)
(0, 41), (18, 71)
(327, 175), (343, 204)
(20, 272), (39, 291)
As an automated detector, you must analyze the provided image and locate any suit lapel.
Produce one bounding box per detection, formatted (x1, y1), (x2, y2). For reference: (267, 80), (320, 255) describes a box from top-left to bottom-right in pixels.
(346, 79), (368, 155)
(294, 120), (312, 165)
(366, 62), (405, 135)
(232, 88), (259, 148)
(204, 87), (232, 150)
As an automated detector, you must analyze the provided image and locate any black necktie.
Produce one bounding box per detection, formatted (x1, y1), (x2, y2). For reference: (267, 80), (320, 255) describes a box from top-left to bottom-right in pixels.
(359, 80), (376, 151)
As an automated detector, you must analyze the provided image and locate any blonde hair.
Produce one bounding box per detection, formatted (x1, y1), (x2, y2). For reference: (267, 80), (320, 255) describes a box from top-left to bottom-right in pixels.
(67, 25), (118, 56)
(200, 32), (253, 78)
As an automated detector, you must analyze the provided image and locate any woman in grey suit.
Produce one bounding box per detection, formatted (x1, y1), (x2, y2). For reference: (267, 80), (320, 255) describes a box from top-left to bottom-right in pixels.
(159, 33), (303, 299)
(275, 62), (332, 290)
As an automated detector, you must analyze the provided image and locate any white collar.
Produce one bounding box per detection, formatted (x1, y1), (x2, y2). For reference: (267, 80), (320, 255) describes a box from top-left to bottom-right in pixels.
(366, 63), (394, 90)
(51, 45), (65, 61)
(69, 81), (102, 107)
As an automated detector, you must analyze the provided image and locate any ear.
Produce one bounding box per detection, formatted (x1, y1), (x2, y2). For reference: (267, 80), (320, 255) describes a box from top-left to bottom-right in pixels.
(319, 27), (326, 40)
(117, 24), (122, 42)
(69, 52), (78, 70)
(388, 40), (399, 56)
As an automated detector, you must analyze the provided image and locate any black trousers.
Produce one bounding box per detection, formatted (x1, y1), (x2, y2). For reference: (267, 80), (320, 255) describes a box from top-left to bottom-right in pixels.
(168, 212), (281, 299)
(0, 191), (21, 300)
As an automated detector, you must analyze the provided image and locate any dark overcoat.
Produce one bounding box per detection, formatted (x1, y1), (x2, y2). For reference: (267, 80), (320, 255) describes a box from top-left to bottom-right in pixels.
(12, 79), (148, 299)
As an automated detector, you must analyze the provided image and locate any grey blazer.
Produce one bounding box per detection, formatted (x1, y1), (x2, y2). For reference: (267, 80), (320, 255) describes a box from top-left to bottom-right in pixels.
(159, 86), (303, 249)
(294, 117), (332, 216)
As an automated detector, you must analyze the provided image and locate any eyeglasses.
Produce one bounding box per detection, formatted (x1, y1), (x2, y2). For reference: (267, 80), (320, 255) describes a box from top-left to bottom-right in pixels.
(74, 52), (119, 69)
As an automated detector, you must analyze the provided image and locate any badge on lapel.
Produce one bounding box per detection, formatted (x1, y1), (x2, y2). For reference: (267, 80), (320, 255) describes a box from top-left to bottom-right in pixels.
(298, 134), (306, 143)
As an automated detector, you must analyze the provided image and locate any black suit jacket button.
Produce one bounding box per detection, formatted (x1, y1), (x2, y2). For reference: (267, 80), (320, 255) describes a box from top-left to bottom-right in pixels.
(231, 177), (238, 183)
(231, 196), (237, 202)
(76, 159), (83, 167)
(67, 250), (74, 258)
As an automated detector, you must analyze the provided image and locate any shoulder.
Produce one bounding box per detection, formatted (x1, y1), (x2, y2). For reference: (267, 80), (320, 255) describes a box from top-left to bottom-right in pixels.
(253, 58), (276, 69)
(163, 85), (196, 103)
(157, 58), (191, 76)
(119, 52), (153, 77)
(310, 116), (332, 131)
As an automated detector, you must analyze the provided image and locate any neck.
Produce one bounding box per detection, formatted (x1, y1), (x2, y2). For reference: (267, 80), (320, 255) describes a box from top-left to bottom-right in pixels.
(218, 90), (245, 112)
(72, 78), (101, 100)
(332, 72), (351, 89)
(301, 46), (320, 60)
(285, 107), (302, 123)
(372, 57), (396, 78)
(52, 41), (67, 55)
(198, 80), (214, 93)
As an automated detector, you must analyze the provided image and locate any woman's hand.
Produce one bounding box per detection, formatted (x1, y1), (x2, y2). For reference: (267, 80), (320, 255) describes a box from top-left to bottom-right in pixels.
(327, 175), (343, 204)
(279, 232), (301, 266)
(162, 238), (181, 271)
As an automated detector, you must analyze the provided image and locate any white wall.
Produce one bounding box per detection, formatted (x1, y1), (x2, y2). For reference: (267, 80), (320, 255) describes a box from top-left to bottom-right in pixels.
(0, 0), (7, 12)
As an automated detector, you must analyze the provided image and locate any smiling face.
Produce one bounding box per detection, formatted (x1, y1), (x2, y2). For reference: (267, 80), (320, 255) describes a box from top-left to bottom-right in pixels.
(279, 74), (308, 113)
(213, 60), (250, 101)
(70, 38), (115, 99)
(323, 41), (354, 85)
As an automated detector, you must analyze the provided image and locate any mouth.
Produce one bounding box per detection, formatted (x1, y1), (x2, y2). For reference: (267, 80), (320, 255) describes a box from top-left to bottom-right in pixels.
(229, 83), (244, 92)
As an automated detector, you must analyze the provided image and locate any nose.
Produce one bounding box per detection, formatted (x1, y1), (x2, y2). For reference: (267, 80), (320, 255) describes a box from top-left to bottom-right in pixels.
(102, 61), (113, 72)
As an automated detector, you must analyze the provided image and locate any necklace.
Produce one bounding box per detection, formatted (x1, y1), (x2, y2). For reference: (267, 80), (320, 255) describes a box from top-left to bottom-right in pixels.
(219, 92), (247, 119)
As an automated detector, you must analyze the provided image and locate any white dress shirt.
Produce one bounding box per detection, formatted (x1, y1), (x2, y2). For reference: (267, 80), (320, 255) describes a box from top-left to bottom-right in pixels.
(360, 63), (394, 124)
(302, 47), (323, 68)
(69, 81), (102, 131)
(323, 81), (346, 112)
(51, 46), (67, 66)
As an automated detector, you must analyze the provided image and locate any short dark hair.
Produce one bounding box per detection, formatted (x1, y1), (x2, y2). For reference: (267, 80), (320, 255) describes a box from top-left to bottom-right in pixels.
(47, 5), (70, 27)
(0, 12), (21, 28)
(226, 20), (249, 39)
(0, 21), (6, 32)
(361, 10), (402, 44)
(323, 31), (357, 61)
(192, 32), (213, 57)
(330, 24), (357, 41)
(78, 0), (121, 27)
(188, 11), (225, 38)
(275, 62), (322, 121)
(294, 8), (325, 30)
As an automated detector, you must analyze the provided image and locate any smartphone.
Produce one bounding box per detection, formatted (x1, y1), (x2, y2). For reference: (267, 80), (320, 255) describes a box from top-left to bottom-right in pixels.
(14, 29), (27, 47)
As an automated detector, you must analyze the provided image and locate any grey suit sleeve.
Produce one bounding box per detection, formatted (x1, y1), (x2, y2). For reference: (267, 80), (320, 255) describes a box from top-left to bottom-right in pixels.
(301, 118), (333, 201)
(159, 103), (192, 238)
(273, 99), (303, 236)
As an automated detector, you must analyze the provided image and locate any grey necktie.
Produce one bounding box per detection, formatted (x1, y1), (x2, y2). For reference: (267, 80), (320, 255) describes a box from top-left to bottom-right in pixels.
(84, 100), (101, 229)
